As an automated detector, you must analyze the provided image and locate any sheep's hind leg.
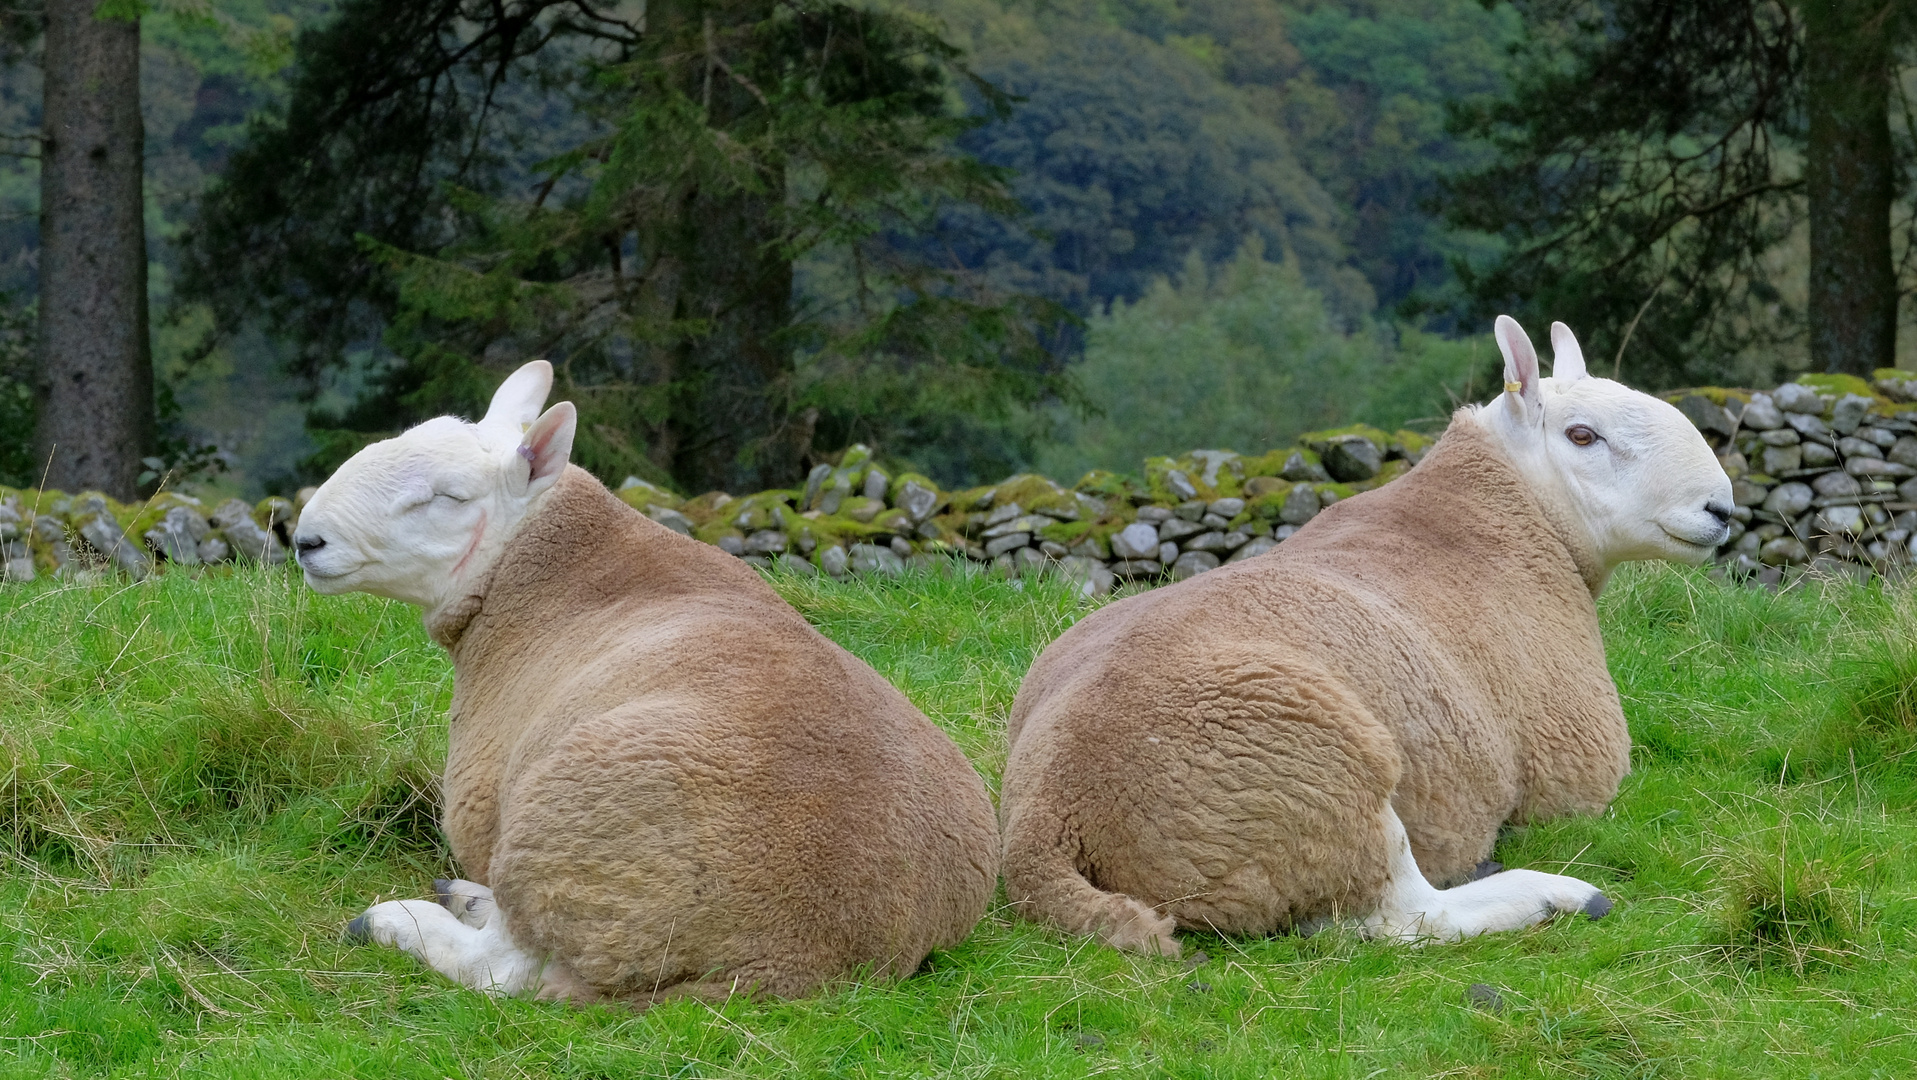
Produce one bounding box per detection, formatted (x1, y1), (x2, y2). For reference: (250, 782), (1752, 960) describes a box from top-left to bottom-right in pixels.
(1361, 805), (1610, 943)
(433, 878), (496, 928)
(347, 899), (557, 997)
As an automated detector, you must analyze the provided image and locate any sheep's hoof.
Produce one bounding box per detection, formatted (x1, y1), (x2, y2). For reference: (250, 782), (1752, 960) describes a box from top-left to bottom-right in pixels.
(1469, 860), (1504, 881)
(344, 914), (372, 943)
(432, 879), (455, 907)
(1581, 893), (1614, 920)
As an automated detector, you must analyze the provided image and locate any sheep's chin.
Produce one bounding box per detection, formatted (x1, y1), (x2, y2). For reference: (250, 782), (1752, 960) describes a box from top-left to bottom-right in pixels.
(301, 565), (367, 595)
(1656, 525), (1724, 564)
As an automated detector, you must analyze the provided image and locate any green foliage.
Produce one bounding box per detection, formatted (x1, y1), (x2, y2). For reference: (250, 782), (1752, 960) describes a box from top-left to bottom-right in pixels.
(5, 563), (1917, 1074)
(0, 294), (33, 487)
(1035, 241), (1488, 479)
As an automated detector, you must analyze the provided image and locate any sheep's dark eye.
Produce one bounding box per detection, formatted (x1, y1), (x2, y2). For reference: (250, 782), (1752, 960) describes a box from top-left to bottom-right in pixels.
(1566, 424), (1599, 447)
(433, 492), (470, 504)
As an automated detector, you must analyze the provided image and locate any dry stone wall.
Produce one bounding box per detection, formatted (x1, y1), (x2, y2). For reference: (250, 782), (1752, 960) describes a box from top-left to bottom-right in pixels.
(5, 370), (1915, 592)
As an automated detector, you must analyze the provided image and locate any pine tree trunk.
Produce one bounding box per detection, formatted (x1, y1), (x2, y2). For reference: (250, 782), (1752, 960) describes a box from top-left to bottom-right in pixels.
(1805, 0), (1897, 378)
(33, 0), (150, 499)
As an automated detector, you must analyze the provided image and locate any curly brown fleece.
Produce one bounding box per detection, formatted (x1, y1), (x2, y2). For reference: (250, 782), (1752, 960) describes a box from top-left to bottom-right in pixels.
(422, 466), (998, 1002)
(998, 413), (1629, 955)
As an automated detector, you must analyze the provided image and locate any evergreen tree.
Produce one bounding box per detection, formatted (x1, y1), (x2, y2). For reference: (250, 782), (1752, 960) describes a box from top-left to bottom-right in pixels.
(1446, 0), (1915, 386)
(187, 0), (1069, 493)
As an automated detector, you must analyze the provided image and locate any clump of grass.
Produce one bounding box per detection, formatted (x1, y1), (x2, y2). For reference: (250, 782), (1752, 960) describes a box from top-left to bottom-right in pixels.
(1708, 817), (1875, 975)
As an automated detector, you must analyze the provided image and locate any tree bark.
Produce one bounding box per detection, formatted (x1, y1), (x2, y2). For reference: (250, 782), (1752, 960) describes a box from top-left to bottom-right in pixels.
(1805, 0), (1897, 377)
(34, 0), (150, 499)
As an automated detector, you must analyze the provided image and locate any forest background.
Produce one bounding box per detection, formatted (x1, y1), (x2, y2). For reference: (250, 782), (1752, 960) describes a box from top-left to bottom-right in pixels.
(1, 0), (1916, 499)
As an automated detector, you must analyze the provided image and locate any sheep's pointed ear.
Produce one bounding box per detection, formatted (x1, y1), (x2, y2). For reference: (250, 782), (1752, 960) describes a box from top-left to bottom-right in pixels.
(479, 360), (554, 440)
(517, 401), (576, 497)
(1494, 315), (1543, 417)
(1549, 321), (1588, 383)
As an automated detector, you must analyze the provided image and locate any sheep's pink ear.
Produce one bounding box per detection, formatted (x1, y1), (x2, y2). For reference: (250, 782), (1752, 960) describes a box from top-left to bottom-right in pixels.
(480, 360), (554, 440)
(1494, 315), (1543, 416)
(1549, 321), (1588, 383)
(518, 401), (575, 496)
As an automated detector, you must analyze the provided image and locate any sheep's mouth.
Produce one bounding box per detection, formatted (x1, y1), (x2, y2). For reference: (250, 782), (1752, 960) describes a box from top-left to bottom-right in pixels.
(1661, 524), (1729, 551)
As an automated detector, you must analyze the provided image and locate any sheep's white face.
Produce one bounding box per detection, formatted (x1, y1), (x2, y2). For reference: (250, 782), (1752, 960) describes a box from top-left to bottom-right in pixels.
(293, 361), (576, 613)
(1478, 317), (1732, 579)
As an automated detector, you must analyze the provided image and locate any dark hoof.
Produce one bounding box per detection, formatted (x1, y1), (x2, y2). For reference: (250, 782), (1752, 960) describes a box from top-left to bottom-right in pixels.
(1466, 983), (1504, 1013)
(344, 914), (372, 943)
(1181, 950), (1210, 970)
(1582, 893), (1614, 920)
(433, 878), (454, 906)
(1469, 860), (1504, 881)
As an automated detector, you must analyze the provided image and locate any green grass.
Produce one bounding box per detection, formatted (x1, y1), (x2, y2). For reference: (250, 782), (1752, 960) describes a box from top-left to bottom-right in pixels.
(2, 563), (1916, 1077)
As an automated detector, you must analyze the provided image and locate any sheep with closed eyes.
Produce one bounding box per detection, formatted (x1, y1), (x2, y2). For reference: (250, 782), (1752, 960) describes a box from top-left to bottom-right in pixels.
(294, 361), (998, 1004)
(998, 316), (1734, 956)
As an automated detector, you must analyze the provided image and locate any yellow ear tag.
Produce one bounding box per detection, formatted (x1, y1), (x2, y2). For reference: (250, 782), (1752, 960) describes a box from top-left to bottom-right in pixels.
(1504, 381), (1523, 393)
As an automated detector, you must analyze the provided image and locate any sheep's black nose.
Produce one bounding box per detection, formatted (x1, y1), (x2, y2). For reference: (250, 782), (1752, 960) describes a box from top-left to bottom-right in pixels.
(295, 535), (326, 558)
(1704, 501), (1733, 527)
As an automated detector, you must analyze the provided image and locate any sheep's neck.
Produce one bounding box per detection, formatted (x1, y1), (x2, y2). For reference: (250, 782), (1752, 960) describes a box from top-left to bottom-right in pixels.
(1460, 412), (1610, 597)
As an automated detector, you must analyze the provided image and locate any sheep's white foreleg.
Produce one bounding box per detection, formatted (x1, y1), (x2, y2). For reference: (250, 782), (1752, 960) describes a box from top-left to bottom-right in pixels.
(347, 899), (548, 996)
(433, 877), (496, 929)
(1361, 805), (1611, 943)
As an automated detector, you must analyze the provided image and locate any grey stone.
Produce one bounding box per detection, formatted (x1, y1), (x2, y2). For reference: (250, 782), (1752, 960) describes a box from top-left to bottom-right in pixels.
(984, 532), (1031, 558)
(984, 514), (1059, 539)
(197, 537), (230, 563)
(1902, 477), (1917, 503)
(992, 552), (1015, 577)
(1013, 546), (1046, 577)
(743, 529), (787, 555)
(1812, 471), (1862, 498)
(1068, 534), (1110, 560)
(1816, 506), (1865, 536)
(890, 536), (914, 559)
(1057, 555), (1116, 598)
(1838, 436), (1883, 459)
(1763, 482), (1814, 517)
(1281, 450), (1330, 483)
(78, 514), (151, 579)
(645, 506), (695, 535)
(1169, 550), (1219, 580)
(1890, 437), (1917, 469)
(801, 463), (832, 511)
(1274, 524), (1300, 540)
(774, 553), (817, 577)
(819, 544), (849, 577)
(2, 550), (32, 583)
(1207, 497), (1245, 518)
(1174, 500), (1208, 522)
(1221, 531), (1249, 550)
(1758, 428), (1800, 446)
(819, 476), (851, 516)
(1785, 411), (1831, 439)
(740, 555), (774, 569)
(1111, 522), (1162, 560)
(1226, 535), (1280, 563)
(1731, 478), (1771, 507)
(1740, 393), (1784, 429)
(984, 502), (1024, 528)
(1759, 536), (1810, 565)
(1831, 394), (1874, 435)
(863, 467), (890, 502)
(1188, 449), (1240, 487)
(1136, 506), (1174, 525)
(1674, 394), (1734, 436)
(1152, 541), (1174, 565)
(1761, 446), (1801, 475)
(207, 498), (255, 532)
(1801, 441), (1838, 467)
(1158, 517), (1204, 543)
(1182, 531), (1231, 553)
(716, 534), (746, 556)
(1718, 449), (1749, 479)
(1039, 539), (1070, 559)
(1861, 426), (1898, 448)
(1848, 458), (1914, 478)
(1280, 485), (1322, 526)
(1772, 382), (1825, 414)
(144, 506), (210, 565)
(850, 543), (905, 576)
(896, 480), (941, 523)
(1200, 512), (1232, 529)
(1111, 558), (1163, 577)
(1164, 470), (1200, 501)
(1322, 437), (1382, 482)
(222, 514), (285, 564)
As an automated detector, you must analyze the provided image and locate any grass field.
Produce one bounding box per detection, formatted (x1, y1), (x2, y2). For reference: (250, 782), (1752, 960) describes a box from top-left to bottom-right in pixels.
(2, 563), (1916, 1078)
